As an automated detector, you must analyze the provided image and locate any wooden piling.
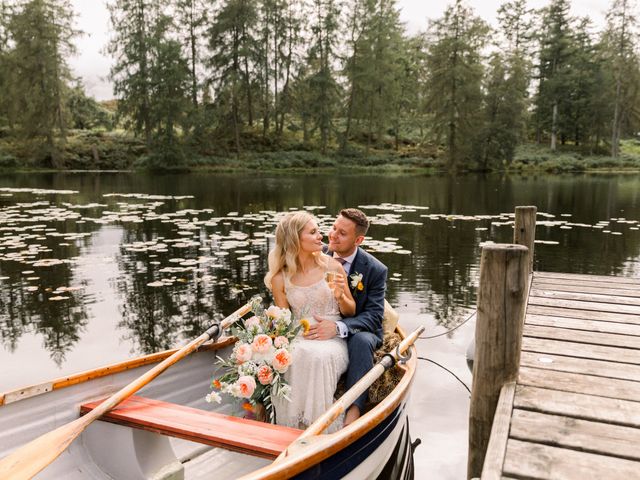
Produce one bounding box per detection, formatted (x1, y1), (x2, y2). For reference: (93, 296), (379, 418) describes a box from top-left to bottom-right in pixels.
(514, 206), (537, 273)
(467, 243), (529, 479)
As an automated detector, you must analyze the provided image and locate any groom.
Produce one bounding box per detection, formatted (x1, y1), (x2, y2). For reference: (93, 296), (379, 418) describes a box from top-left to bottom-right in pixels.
(308, 208), (387, 426)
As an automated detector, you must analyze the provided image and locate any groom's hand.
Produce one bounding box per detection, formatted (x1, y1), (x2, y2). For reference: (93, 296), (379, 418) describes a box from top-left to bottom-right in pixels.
(306, 315), (337, 340)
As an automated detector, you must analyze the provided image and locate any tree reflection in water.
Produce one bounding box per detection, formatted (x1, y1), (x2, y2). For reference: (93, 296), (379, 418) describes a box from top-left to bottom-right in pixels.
(0, 262), (88, 366)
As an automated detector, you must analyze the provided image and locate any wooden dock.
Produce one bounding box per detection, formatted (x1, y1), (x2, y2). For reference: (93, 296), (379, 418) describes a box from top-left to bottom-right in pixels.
(481, 270), (640, 479)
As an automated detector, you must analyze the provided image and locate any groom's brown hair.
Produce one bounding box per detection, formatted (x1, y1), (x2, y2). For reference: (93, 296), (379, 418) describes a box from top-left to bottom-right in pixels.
(340, 208), (369, 236)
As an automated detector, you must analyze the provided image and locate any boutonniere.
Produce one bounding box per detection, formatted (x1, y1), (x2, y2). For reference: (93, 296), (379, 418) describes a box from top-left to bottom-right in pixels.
(349, 272), (364, 293)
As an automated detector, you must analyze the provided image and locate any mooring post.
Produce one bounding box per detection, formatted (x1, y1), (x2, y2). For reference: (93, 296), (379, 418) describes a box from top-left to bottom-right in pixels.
(467, 243), (529, 479)
(513, 206), (537, 273)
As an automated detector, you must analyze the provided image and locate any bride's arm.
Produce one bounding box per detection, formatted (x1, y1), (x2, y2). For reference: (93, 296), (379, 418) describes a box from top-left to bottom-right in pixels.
(271, 273), (290, 308)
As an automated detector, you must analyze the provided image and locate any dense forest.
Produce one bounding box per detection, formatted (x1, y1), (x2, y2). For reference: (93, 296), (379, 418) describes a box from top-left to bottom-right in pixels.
(0, 0), (639, 171)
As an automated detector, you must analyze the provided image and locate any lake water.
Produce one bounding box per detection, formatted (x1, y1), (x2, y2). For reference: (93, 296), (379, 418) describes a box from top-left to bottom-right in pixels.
(1, 171), (640, 478)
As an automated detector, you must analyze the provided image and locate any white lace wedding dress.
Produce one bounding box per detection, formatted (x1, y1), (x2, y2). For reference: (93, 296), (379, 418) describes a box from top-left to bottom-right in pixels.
(272, 276), (349, 433)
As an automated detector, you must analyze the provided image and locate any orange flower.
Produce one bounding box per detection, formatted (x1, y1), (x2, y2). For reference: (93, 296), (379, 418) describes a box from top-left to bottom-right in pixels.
(242, 402), (254, 412)
(273, 348), (292, 373)
(257, 365), (274, 385)
(237, 375), (257, 398)
(212, 379), (221, 389)
(357, 282), (364, 291)
(299, 318), (310, 334)
(251, 334), (273, 354)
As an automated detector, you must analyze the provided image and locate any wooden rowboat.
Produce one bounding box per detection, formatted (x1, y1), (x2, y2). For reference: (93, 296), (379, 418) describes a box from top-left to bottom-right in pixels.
(0, 324), (419, 479)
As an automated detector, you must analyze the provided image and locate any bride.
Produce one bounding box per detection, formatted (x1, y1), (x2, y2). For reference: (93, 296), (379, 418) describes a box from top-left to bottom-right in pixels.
(264, 211), (355, 432)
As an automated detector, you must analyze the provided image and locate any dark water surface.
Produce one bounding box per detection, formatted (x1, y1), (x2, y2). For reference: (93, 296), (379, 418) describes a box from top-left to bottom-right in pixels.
(1, 172), (640, 478)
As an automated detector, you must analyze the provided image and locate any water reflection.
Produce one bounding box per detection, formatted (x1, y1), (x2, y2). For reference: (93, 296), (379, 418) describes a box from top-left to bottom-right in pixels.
(0, 261), (88, 365)
(0, 172), (639, 365)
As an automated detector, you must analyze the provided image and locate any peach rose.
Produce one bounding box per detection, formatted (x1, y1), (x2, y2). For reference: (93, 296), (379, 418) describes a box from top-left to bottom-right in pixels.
(257, 365), (274, 385)
(235, 343), (252, 364)
(272, 348), (292, 373)
(244, 316), (261, 330)
(237, 375), (256, 398)
(265, 305), (282, 319)
(252, 334), (273, 354)
(274, 336), (289, 348)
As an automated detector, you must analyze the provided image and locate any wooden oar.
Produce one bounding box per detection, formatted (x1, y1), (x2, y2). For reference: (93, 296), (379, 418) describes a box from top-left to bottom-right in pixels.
(0, 300), (255, 480)
(279, 324), (425, 457)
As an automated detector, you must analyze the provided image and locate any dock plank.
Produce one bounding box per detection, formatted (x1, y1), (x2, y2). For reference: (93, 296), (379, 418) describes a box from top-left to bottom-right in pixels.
(529, 288), (640, 307)
(527, 296), (640, 315)
(530, 280), (640, 296)
(525, 314), (640, 337)
(522, 337), (640, 365)
(526, 305), (640, 325)
(522, 324), (640, 350)
(510, 409), (640, 461)
(520, 351), (640, 382)
(514, 385), (640, 428)
(503, 439), (640, 479)
(518, 366), (640, 402)
(534, 271), (640, 285)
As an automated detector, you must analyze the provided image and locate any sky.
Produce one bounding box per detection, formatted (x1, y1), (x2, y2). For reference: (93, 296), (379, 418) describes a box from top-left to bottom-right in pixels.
(70, 0), (612, 100)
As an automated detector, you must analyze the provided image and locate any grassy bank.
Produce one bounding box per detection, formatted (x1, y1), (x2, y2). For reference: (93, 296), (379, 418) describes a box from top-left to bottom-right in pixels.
(1, 129), (639, 173)
(509, 141), (640, 173)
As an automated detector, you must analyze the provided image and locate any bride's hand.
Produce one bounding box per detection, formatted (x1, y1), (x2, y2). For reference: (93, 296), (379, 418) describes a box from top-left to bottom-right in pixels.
(329, 273), (346, 300)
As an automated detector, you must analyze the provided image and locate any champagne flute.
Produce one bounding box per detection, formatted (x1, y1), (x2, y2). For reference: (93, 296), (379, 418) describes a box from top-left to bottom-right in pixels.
(324, 270), (337, 284)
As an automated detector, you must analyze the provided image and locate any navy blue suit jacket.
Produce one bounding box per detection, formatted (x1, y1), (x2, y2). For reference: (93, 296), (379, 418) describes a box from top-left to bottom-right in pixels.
(326, 247), (387, 342)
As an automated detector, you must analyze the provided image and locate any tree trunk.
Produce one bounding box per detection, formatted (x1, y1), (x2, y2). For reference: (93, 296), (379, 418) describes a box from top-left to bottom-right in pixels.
(550, 102), (558, 151)
(190, 18), (198, 107)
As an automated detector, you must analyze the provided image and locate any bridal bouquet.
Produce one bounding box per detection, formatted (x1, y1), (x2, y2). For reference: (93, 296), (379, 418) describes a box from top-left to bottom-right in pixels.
(206, 300), (301, 423)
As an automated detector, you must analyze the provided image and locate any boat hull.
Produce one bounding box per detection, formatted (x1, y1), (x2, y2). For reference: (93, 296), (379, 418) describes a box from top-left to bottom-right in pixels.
(0, 335), (418, 479)
(293, 401), (412, 480)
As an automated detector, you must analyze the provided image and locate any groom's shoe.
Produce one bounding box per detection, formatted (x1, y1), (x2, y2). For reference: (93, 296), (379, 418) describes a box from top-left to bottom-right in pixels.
(343, 405), (361, 427)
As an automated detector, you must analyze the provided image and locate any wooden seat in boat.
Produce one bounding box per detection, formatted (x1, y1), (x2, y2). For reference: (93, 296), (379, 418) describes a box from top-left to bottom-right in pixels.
(80, 396), (302, 459)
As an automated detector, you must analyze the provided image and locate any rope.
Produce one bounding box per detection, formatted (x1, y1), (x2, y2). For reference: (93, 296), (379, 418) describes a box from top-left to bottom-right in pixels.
(418, 356), (471, 394)
(418, 309), (476, 339)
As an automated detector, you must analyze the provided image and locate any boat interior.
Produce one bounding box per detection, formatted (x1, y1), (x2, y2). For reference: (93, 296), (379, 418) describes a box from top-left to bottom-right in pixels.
(0, 321), (414, 480)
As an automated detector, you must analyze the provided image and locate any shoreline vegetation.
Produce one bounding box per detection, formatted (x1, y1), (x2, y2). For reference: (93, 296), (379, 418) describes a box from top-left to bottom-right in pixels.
(0, 0), (639, 176)
(1, 130), (640, 174)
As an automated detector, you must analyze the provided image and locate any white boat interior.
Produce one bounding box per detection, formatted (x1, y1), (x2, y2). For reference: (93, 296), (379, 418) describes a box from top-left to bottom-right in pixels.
(0, 331), (416, 480)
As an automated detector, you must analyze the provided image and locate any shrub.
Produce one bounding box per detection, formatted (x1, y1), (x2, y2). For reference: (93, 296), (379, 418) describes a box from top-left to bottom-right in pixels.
(0, 151), (17, 168)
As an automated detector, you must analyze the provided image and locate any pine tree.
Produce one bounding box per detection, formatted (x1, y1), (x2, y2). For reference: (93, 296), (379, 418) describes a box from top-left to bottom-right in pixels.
(147, 14), (190, 153)
(478, 0), (534, 168)
(565, 18), (604, 148)
(345, 0), (404, 152)
(174, 0), (207, 108)
(480, 53), (528, 168)
(206, 0), (258, 153)
(424, 0), (488, 170)
(108, 0), (155, 145)
(533, 0), (575, 150)
(255, 0), (302, 138)
(8, 0), (78, 166)
(341, 0), (367, 152)
(497, 0), (534, 57)
(109, 1), (190, 163)
(299, 0), (341, 154)
(274, 0), (302, 136)
(391, 34), (427, 151)
(0, 0), (12, 127)
(603, 0), (639, 156)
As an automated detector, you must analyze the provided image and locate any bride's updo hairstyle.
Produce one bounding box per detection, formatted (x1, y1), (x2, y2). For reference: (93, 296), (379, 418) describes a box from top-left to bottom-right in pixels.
(264, 211), (325, 290)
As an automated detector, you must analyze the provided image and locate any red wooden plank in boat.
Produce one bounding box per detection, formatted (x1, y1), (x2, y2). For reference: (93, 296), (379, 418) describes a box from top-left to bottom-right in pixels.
(80, 396), (302, 459)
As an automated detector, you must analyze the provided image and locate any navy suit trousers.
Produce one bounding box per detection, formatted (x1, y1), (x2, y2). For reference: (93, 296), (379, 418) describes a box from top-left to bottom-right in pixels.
(347, 331), (382, 411)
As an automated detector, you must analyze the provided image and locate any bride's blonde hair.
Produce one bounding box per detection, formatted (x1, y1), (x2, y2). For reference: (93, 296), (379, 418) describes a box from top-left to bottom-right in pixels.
(264, 211), (326, 290)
